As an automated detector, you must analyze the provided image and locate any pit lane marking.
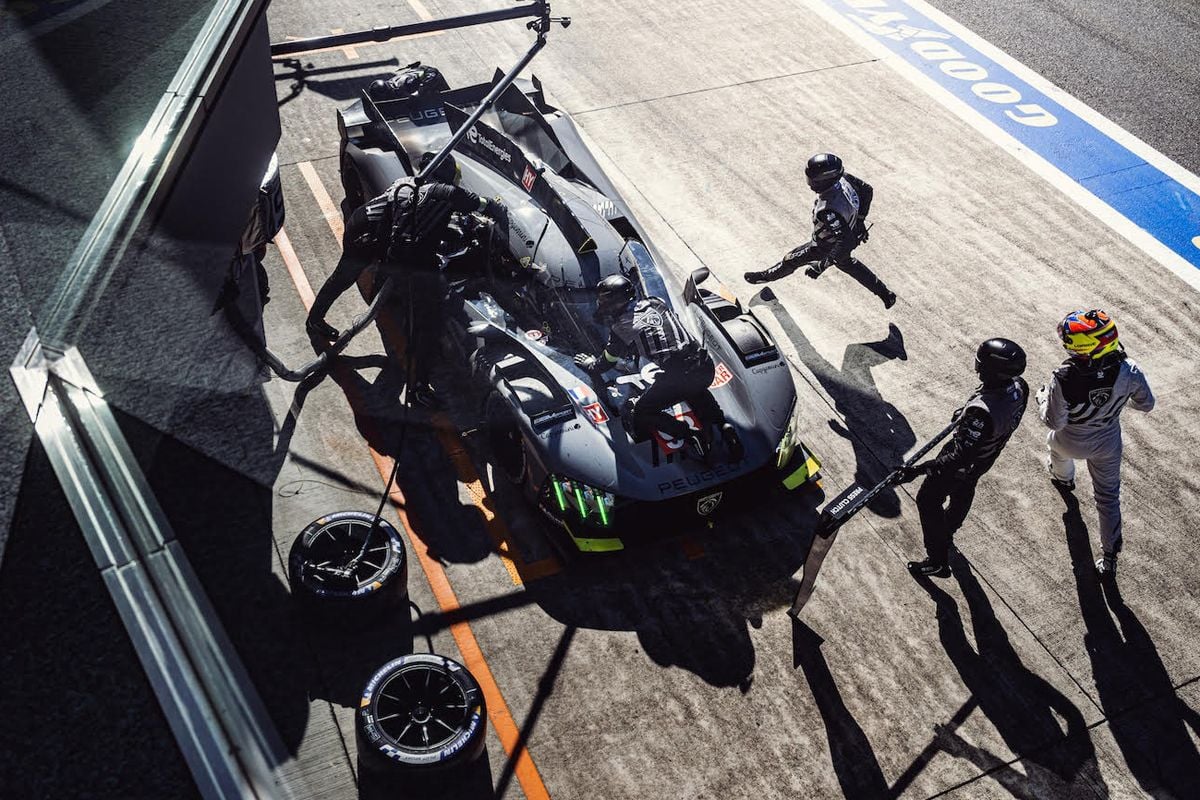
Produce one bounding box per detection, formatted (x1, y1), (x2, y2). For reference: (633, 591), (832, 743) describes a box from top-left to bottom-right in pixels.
(297, 161), (345, 241)
(297, 158), (562, 586)
(272, 214), (552, 800)
(803, 0), (1200, 293)
(273, 228), (316, 308)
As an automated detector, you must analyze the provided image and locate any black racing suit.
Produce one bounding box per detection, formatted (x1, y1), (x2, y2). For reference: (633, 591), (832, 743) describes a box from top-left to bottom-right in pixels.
(748, 174), (893, 304)
(308, 179), (497, 384)
(916, 377), (1029, 565)
(600, 297), (725, 441)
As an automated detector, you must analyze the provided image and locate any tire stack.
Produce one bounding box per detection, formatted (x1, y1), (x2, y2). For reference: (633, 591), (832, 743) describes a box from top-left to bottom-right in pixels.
(356, 653), (489, 795)
(288, 511), (409, 627)
(288, 512), (490, 795)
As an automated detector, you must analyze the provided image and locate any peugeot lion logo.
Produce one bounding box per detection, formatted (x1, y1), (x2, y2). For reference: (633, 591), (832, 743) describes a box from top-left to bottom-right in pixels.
(697, 491), (723, 516)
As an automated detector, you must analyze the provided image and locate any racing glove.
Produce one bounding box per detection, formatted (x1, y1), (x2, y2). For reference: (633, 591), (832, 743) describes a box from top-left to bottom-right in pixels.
(804, 265), (824, 280)
(573, 353), (603, 375)
(894, 463), (930, 484)
(483, 197), (507, 221)
(854, 219), (870, 243)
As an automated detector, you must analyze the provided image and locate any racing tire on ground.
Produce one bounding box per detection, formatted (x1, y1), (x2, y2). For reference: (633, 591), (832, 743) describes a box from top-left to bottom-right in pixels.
(288, 511), (408, 627)
(356, 654), (488, 778)
(484, 390), (527, 485)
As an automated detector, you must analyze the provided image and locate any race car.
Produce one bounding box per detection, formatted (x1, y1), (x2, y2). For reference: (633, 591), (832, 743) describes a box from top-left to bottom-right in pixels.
(336, 61), (821, 554)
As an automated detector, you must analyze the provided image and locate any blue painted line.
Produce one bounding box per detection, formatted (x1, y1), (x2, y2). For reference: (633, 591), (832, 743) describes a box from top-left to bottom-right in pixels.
(818, 0), (1200, 268)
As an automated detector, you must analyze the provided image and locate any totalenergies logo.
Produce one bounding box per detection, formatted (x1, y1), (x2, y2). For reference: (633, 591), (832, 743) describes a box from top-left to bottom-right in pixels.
(467, 125), (512, 163)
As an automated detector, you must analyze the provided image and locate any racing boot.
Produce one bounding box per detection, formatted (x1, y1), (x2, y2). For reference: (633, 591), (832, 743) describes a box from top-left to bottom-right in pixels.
(720, 423), (744, 462)
(1095, 552), (1117, 579)
(1050, 476), (1075, 492)
(408, 383), (442, 410)
(306, 316), (340, 343)
(743, 263), (781, 285)
(907, 558), (951, 579)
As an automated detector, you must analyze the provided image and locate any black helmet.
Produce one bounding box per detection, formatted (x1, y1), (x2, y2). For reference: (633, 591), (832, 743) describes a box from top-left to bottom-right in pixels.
(596, 275), (635, 320)
(418, 151), (460, 185)
(805, 153), (844, 192)
(975, 338), (1026, 381)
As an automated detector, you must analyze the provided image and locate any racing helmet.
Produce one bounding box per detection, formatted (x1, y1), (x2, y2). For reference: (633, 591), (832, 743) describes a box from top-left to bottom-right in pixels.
(805, 153), (844, 192)
(418, 151), (461, 186)
(1059, 309), (1119, 360)
(975, 338), (1026, 380)
(595, 275), (636, 320)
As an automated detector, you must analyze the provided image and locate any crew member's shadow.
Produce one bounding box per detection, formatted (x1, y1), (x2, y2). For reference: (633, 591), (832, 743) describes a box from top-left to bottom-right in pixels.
(327, 353), (494, 565)
(915, 553), (1104, 796)
(1062, 489), (1200, 796)
(750, 292), (915, 517)
(791, 621), (889, 799)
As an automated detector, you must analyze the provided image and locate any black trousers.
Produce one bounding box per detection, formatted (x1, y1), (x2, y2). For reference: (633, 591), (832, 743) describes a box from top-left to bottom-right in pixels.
(634, 352), (724, 440)
(916, 470), (982, 565)
(766, 242), (892, 301)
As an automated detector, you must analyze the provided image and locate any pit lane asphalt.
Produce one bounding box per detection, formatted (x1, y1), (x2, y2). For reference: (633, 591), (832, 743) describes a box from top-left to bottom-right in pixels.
(98, 0), (1200, 797)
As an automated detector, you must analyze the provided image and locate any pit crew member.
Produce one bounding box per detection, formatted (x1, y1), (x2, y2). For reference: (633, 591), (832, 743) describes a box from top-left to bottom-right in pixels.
(306, 152), (506, 406)
(744, 153), (896, 309)
(899, 339), (1029, 577)
(574, 275), (743, 462)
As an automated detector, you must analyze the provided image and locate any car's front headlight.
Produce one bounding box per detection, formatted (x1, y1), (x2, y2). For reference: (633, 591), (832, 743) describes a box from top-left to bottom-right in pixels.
(544, 475), (615, 528)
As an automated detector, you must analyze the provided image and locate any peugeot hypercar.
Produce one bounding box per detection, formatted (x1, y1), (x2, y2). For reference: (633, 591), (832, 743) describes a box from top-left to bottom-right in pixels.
(337, 63), (820, 553)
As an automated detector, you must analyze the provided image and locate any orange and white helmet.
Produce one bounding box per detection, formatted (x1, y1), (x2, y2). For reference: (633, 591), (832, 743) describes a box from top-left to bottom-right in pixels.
(1059, 309), (1119, 360)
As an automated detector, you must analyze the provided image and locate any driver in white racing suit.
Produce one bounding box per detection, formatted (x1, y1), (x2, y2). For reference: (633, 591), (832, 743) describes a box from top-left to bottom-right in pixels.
(1038, 309), (1155, 578)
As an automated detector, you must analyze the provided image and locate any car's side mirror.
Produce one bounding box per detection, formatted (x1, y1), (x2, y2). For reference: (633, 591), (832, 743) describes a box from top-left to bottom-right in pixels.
(690, 266), (710, 285)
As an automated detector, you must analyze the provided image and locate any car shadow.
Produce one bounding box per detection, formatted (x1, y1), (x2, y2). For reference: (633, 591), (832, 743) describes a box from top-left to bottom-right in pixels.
(1062, 489), (1200, 795)
(525, 488), (822, 690)
(913, 551), (1107, 795)
(749, 291), (915, 518)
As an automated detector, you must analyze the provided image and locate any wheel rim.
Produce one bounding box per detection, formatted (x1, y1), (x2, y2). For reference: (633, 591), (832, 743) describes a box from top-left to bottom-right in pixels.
(304, 518), (391, 591)
(375, 665), (470, 751)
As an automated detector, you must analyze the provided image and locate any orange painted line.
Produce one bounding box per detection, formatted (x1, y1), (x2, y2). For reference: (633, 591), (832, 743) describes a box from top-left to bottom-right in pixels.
(368, 449), (550, 800)
(277, 194), (552, 800)
(299, 159), (561, 586)
(297, 161), (345, 242)
(407, 0), (434, 21)
(681, 537), (705, 560)
(434, 420), (563, 586)
(274, 228), (315, 310)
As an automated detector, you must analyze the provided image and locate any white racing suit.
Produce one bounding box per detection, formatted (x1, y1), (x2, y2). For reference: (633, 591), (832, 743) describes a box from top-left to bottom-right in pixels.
(1038, 352), (1154, 554)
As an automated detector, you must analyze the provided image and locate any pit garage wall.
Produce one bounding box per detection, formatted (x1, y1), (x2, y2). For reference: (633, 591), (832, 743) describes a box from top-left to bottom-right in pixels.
(78, 5), (282, 458)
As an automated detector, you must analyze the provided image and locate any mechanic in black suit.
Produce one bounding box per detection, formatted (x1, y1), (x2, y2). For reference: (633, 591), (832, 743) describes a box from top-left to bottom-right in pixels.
(574, 275), (744, 462)
(898, 339), (1029, 578)
(306, 152), (506, 406)
(744, 153), (896, 309)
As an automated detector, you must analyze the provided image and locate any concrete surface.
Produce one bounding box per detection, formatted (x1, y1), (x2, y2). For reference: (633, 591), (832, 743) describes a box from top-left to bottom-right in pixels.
(4, 0), (1200, 797)
(240, 0), (1200, 797)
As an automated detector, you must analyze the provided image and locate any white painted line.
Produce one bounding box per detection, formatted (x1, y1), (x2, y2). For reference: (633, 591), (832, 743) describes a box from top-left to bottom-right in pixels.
(800, 0), (1200, 295)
